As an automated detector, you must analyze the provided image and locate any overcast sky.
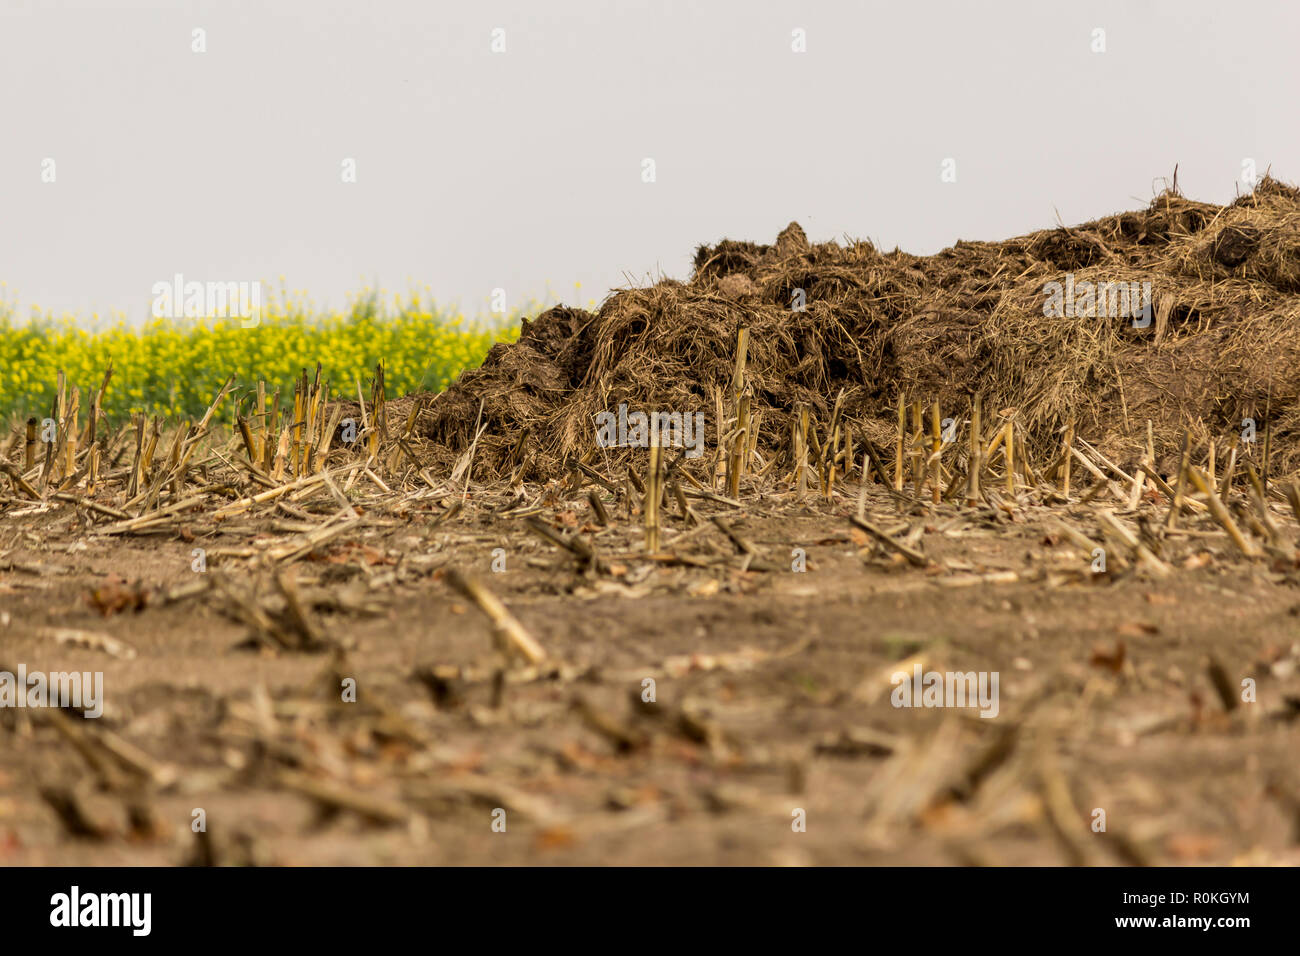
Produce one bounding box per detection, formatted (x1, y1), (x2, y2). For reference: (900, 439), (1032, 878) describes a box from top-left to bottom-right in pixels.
(1, 0), (1296, 322)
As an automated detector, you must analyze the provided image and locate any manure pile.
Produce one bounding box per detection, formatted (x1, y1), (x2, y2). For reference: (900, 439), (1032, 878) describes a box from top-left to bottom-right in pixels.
(421, 176), (1300, 481)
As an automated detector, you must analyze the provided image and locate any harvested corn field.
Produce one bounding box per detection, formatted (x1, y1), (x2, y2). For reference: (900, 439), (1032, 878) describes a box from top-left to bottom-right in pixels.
(3, 177), (1300, 867)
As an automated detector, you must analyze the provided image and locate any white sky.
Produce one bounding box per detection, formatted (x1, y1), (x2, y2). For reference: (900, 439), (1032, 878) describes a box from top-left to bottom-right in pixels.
(1, 0), (1296, 321)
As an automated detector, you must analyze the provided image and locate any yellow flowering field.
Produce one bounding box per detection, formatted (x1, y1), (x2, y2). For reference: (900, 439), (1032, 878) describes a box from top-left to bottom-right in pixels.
(0, 288), (524, 421)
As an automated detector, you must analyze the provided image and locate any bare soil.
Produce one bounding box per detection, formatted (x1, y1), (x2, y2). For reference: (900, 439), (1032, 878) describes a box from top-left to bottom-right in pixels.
(4, 479), (1300, 867)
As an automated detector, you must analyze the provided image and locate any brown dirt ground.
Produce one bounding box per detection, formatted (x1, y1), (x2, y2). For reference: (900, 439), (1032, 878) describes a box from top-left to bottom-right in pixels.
(3, 479), (1300, 866)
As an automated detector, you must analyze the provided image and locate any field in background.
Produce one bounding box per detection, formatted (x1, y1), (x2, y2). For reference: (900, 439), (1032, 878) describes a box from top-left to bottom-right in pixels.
(0, 288), (529, 421)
